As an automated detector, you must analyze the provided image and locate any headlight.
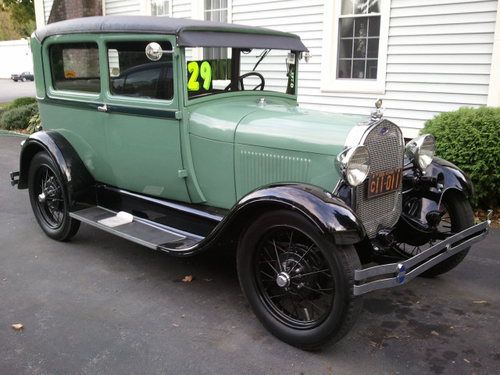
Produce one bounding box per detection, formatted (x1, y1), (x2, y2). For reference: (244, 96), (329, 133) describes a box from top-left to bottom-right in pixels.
(337, 145), (371, 186)
(406, 134), (436, 170)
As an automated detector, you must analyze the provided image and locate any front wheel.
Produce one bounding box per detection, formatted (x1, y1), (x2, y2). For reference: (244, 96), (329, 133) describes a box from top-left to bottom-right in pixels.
(395, 192), (474, 277)
(28, 152), (80, 241)
(237, 210), (362, 350)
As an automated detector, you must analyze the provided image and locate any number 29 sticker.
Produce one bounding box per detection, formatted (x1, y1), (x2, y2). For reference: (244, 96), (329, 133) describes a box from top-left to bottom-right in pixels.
(187, 61), (212, 92)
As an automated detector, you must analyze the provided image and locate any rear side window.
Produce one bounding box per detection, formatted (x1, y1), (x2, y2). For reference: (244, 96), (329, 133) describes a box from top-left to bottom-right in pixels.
(107, 41), (173, 100)
(49, 43), (100, 93)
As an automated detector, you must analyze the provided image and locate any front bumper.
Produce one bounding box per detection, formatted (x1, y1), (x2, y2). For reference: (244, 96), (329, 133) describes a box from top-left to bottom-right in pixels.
(353, 217), (491, 296)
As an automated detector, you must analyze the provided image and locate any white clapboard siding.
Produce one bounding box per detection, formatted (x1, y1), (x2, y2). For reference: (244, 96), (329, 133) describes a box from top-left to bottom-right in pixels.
(105, 0), (143, 16)
(43, 0), (54, 23)
(233, 0), (497, 136)
(172, 0), (192, 18)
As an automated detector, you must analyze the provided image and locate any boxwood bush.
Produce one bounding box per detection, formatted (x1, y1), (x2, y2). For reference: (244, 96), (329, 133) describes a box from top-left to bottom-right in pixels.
(0, 103), (39, 131)
(422, 107), (499, 208)
(6, 97), (36, 110)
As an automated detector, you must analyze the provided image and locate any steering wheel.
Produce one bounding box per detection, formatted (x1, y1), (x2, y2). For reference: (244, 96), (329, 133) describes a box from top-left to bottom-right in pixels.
(224, 72), (265, 91)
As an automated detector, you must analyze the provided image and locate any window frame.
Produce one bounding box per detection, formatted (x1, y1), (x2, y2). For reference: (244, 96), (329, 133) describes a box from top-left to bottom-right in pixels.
(192, 0), (232, 22)
(43, 36), (102, 102)
(102, 34), (178, 110)
(190, 0), (232, 61)
(146, 0), (173, 16)
(182, 47), (299, 105)
(106, 40), (175, 102)
(321, 0), (390, 94)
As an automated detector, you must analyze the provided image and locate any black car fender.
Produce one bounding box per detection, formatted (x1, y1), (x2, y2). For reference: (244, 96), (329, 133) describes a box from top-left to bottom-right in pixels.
(213, 183), (366, 247)
(428, 157), (473, 201)
(404, 157), (473, 203)
(398, 157), (473, 230)
(17, 131), (94, 207)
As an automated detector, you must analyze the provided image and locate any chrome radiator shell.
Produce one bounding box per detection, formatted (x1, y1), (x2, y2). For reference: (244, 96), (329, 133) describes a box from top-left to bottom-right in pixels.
(353, 119), (405, 238)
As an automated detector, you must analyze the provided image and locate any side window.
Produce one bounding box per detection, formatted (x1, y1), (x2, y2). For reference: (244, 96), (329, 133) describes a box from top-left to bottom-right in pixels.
(49, 42), (100, 93)
(107, 41), (174, 100)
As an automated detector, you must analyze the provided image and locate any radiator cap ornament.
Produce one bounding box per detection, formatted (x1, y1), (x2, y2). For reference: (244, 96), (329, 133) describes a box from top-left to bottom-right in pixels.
(370, 98), (384, 123)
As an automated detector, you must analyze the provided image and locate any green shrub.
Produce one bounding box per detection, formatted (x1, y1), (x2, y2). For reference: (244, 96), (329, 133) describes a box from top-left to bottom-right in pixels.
(6, 97), (36, 110)
(422, 106), (500, 208)
(26, 112), (41, 134)
(0, 103), (39, 131)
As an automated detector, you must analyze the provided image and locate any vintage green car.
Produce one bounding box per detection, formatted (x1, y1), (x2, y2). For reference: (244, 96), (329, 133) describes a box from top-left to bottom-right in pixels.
(11, 16), (490, 349)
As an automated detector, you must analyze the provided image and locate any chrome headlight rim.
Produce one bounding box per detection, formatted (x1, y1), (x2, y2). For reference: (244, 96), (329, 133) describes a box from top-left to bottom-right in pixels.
(406, 134), (436, 170)
(337, 145), (371, 187)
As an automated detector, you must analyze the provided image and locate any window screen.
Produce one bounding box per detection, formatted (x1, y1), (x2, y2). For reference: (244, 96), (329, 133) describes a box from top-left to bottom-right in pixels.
(108, 41), (174, 100)
(49, 43), (100, 93)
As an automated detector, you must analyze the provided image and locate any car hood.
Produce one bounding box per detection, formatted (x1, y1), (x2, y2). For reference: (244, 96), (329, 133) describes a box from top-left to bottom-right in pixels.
(188, 96), (367, 156)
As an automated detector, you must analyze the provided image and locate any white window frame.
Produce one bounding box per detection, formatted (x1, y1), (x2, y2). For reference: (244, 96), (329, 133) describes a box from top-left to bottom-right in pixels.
(321, 0), (390, 94)
(144, 0), (173, 16)
(190, 0), (232, 60)
(192, 0), (232, 23)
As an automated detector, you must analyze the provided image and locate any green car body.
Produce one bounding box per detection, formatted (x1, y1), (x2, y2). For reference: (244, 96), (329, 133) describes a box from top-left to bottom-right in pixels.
(13, 16), (489, 350)
(30, 32), (364, 210)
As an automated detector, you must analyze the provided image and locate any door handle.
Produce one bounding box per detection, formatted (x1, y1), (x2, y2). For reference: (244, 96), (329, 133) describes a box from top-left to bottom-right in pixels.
(97, 104), (108, 112)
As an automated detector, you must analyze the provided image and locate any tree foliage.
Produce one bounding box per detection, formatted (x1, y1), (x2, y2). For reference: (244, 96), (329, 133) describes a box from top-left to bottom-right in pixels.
(1, 0), (35, 37)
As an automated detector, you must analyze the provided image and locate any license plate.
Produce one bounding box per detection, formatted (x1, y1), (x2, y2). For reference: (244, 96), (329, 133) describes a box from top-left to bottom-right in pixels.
(367, 168), (402, 198)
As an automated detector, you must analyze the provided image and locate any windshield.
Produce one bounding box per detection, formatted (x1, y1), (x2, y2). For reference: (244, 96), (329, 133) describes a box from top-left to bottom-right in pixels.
(185, 47), (297, 99)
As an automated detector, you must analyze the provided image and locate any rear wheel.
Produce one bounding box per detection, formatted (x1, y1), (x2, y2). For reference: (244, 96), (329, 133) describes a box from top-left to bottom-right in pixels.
(28, 152), (80, 241)
(237, 210), (362, 350)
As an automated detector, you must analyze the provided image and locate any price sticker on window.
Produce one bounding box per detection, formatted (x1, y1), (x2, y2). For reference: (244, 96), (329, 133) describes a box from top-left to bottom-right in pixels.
(187, 60), (213, 92)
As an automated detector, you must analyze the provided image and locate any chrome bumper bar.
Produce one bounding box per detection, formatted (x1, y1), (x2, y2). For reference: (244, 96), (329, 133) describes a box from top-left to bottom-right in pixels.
(353, 218), (491, 296)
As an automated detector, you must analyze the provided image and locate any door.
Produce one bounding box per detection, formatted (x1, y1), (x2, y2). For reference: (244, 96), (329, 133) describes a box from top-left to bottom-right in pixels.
(41, 38), (109, 183)
(99, 36), (190, 202)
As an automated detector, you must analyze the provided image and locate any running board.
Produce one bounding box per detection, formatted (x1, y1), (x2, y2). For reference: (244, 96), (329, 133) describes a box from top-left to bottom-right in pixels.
(70, 206), (204, 253)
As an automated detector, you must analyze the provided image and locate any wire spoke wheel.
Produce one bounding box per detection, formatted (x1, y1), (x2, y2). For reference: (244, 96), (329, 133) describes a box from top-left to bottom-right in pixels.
(254, 227), (335, 328)
(394, 193), (474, 276)
(237, 210), (362, 349)
(395, 199), (457, 257)
(33, 165), (66, 229)
(28, 152), (80, 241)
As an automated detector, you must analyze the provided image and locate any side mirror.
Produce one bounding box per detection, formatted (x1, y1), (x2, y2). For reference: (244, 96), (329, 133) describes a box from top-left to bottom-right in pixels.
(145, 42), (174, 61)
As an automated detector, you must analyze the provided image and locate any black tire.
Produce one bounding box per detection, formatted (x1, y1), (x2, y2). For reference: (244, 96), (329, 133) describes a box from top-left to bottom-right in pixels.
(422, 192), (474, 277)
(237, 210), (362, 350)
(28, 152), (80, 241)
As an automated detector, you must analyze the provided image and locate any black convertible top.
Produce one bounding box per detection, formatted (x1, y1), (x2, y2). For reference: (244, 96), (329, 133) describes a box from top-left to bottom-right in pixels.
(35, 16), (308, 52)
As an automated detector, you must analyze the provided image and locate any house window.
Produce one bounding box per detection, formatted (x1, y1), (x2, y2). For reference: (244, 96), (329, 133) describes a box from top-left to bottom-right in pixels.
(204, 0), (228, 60)
(338, 0), (380, 79)
(150, 0), (171, 16)
(321, 0), (389, 94)
(204, 0), (228, 23)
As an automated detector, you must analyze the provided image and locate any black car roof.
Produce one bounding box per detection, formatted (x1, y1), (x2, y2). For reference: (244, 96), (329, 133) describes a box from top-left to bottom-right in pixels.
(35, 16), (308, 52)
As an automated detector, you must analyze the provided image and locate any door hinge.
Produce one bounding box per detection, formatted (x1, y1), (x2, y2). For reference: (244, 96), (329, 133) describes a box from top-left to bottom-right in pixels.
(175, 111), (183, 120)
(177, 169), (188, 178)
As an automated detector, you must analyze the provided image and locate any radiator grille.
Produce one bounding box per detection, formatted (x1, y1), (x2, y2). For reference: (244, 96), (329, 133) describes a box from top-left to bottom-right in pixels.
(354, 120), (404, 238)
